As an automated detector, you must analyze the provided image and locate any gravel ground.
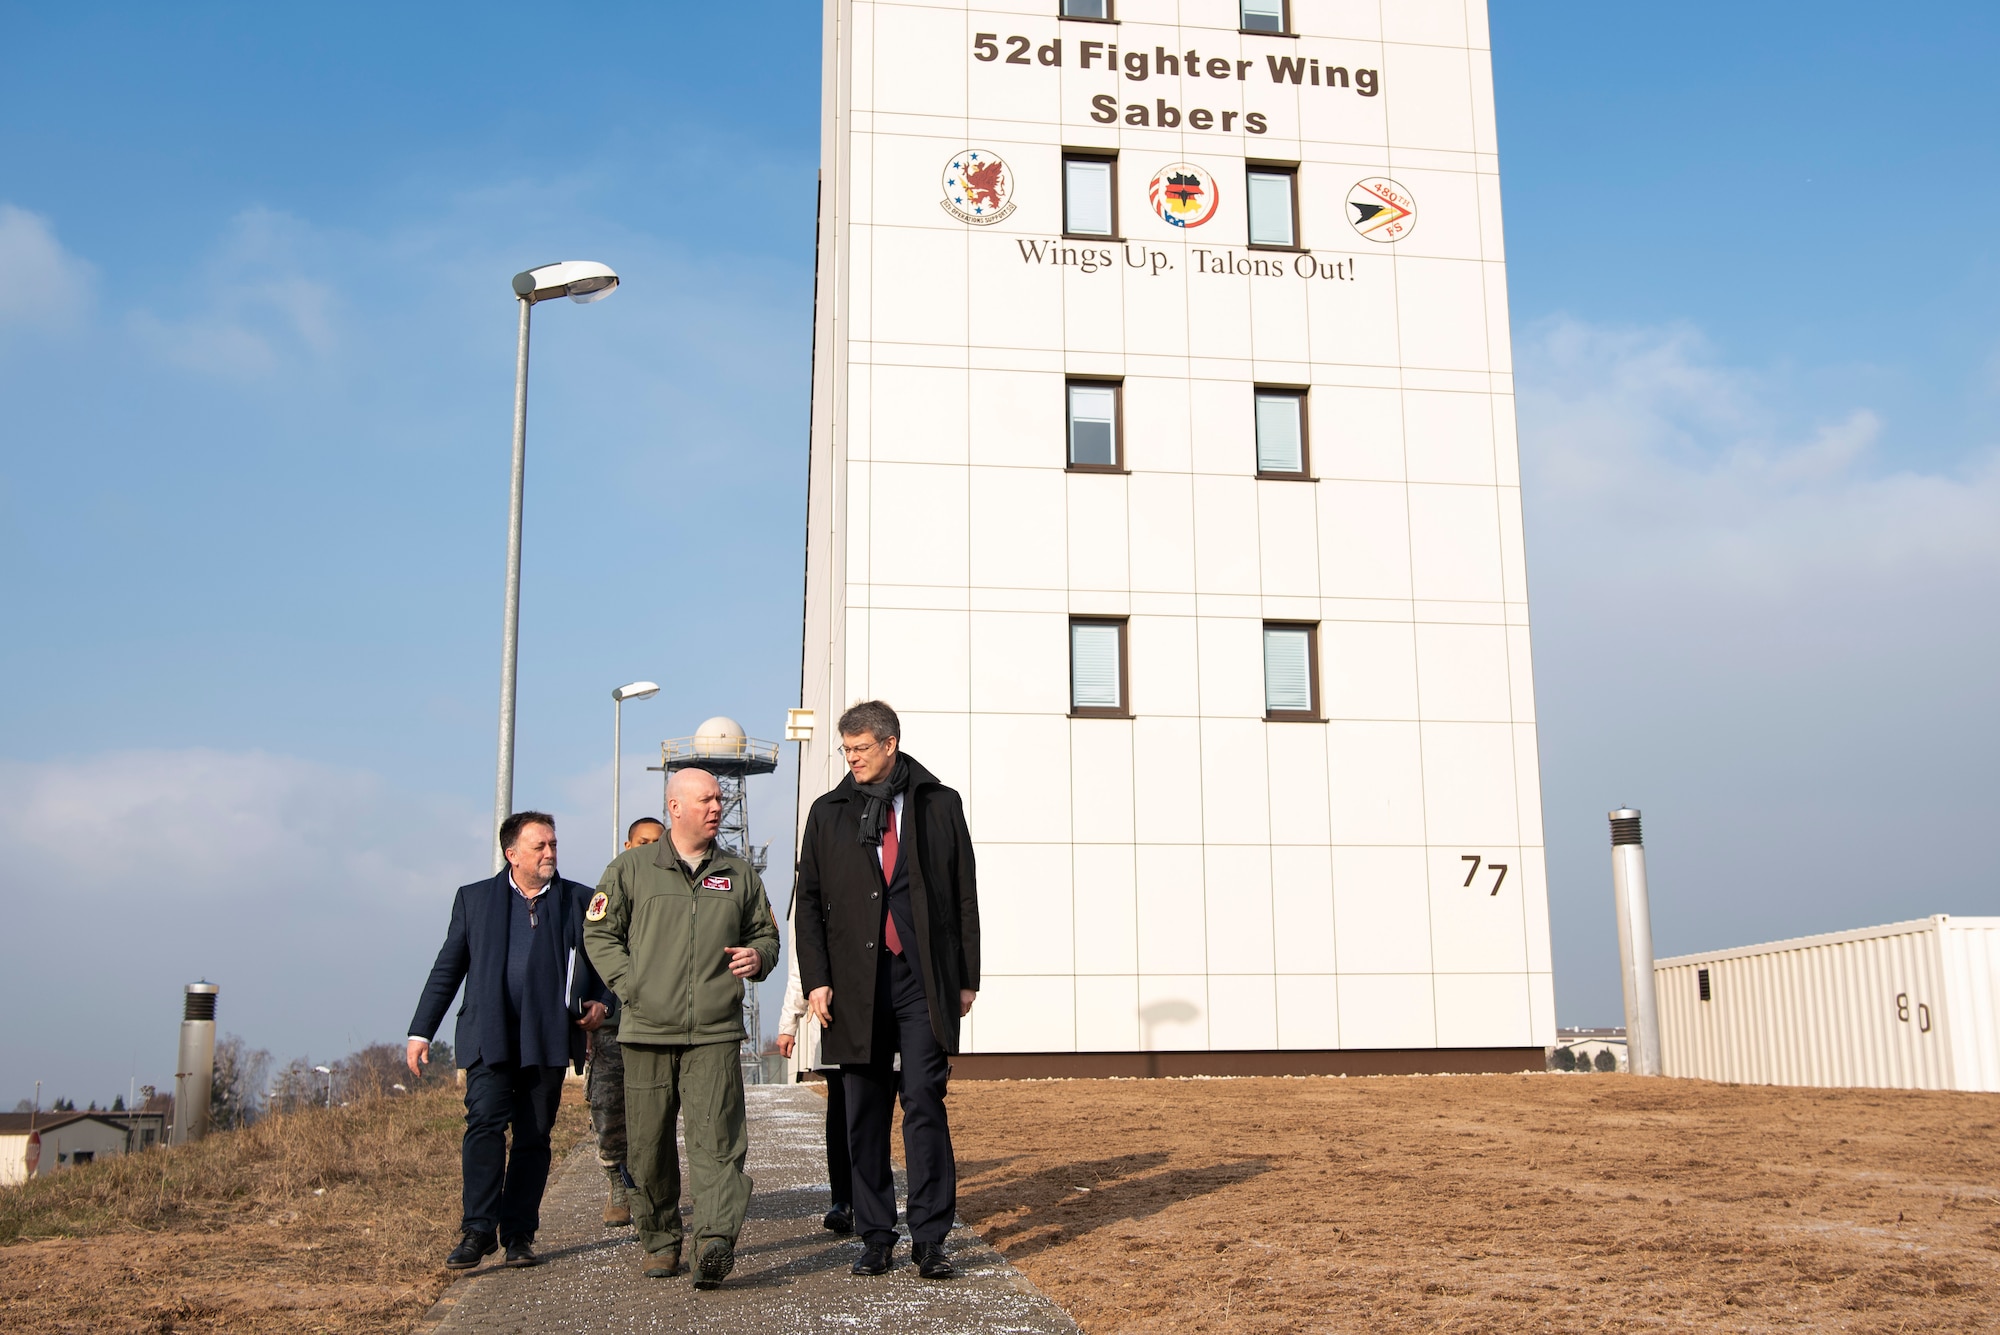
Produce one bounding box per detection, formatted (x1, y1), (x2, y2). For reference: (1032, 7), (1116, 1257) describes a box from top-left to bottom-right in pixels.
(418, 1083), (1076, 1335)
(948, 1073), (2000, 1333)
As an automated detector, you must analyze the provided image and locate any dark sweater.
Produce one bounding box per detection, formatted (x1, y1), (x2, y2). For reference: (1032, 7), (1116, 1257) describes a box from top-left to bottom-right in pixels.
(505, 885), (571, 1069)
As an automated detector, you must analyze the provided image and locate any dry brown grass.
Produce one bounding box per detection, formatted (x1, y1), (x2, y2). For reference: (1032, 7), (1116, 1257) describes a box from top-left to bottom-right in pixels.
(951, 1073), (2000, 1334)
(0, 1082), (591, 1335)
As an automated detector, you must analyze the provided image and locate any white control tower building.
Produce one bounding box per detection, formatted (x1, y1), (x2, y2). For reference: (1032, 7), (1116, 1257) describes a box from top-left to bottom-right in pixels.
(797, 0), (1553, 1076)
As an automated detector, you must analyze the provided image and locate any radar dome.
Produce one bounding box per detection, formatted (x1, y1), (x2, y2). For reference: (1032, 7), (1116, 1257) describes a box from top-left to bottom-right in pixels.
(690, 716), (748, 758)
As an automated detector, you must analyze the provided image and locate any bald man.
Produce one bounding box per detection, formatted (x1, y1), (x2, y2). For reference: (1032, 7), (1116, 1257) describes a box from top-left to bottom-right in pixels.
(583, 768), (779, 1289)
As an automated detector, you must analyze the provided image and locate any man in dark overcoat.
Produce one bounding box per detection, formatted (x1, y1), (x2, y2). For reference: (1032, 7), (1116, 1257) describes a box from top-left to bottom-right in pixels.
(794, 699), (980, 1279)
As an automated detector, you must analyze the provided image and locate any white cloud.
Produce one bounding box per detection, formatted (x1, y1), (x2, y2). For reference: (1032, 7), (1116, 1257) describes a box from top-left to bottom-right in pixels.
(0, 204), (93, 331)
(0, 749), (488, 1096)
(0, 745), (801, 1099)
(1518, 318), (2000, 1024)
(1520, 317), (2000, 596)
(0, 748), (482, 898)
(125, 208), (340, 377)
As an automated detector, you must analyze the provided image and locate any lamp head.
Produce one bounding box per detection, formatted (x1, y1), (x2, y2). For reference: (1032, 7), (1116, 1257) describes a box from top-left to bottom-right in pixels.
(613, 681), (661, 702)
(512, 260), (620, 305)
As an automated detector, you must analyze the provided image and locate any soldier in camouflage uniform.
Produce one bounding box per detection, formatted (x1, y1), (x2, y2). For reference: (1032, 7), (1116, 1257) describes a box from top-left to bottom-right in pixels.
(587, 817), (664, 1226)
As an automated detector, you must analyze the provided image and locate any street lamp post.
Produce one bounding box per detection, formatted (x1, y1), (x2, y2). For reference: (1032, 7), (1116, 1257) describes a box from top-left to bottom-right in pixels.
(492, 260), (621, 871)
(313, 1065), (333, 1108)
(612, 681), (661, 857)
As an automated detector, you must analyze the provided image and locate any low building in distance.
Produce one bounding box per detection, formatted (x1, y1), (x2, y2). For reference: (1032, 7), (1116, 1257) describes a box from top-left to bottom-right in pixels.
(1657, 915), (2000, 1091)
(0, 1110), (168, 1184)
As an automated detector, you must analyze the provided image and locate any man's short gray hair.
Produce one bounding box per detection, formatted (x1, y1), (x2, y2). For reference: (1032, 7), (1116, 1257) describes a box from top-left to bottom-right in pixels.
(837, 700), (901, 743)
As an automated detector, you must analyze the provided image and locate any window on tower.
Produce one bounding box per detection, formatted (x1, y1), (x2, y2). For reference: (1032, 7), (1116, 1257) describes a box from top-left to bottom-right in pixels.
(1254, 388), (1308, 477)
(1060, 0), (1111, 18)
(1247, 165), (1298, 248)
(1263, 623), (1320, 719)
(1064, 154), (1117, 237)
(1240, 0), (1288, 35)
(1070, 618), (1129, 717)
(1067, 379), (1122, 470)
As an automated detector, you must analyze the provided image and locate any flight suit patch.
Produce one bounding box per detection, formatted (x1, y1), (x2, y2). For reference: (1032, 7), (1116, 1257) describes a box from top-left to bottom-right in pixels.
(702, 875), (732, 891)
(585, 891), (609, 921)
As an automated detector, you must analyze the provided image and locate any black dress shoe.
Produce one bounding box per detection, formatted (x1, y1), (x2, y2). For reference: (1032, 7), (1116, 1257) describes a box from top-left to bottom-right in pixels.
(913, 1240), (954, 1279)
(502, 1237), (540, 1267)
(691, 1237), (735, 1289)
(823, 1203), (855, 1235)
(851, 1241), (893, 1276)
(445, 1230), (497, 1269)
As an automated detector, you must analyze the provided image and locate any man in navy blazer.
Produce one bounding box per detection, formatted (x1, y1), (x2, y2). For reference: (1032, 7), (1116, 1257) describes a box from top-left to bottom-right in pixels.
(407, 810), (611, 1270)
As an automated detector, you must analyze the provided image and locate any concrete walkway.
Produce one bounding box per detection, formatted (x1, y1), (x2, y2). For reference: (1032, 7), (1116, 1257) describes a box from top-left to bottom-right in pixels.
(416, 1084), (1078, 1335)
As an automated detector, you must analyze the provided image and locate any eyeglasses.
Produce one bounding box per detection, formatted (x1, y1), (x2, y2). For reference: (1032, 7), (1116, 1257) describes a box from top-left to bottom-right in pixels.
(840, 741), (882, 758)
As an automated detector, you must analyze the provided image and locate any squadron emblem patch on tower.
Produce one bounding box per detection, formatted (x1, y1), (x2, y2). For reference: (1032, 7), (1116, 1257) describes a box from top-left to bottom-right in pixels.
(941, 150), (1016, 224)
(1346, 177), (1417, 241)
(1148, 162), (1219, 228)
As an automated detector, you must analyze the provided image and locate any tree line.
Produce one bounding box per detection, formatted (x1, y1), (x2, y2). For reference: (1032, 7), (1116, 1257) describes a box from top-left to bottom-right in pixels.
(203, 1035), (460, 1129)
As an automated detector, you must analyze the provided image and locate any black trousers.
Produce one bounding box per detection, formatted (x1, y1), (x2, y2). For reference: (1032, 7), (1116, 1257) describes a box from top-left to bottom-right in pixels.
(822, 1065), (852, 1208)
(842, 948), (954, 1246)
(461, 1061), (567, 1241)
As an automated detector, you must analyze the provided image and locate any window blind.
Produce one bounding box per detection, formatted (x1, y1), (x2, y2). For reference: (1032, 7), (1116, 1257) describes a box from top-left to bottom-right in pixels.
(1241, 0), (1285, 33)
(1071, 622), (1122, 709)
(1263, 626), (1312, 713)
(1255, 392), (1303, 473)
(1247, 170), (1294, 247)
(1065, 159), (1113, 236)
(1069, 384), (1117, 466)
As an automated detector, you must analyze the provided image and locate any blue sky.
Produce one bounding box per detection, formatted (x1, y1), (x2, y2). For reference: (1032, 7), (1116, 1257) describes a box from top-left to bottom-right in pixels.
(3, 2), (1996, 1103)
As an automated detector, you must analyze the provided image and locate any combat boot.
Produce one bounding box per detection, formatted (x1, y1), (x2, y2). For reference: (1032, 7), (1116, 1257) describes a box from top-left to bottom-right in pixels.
(603, 1162), (632, 1227)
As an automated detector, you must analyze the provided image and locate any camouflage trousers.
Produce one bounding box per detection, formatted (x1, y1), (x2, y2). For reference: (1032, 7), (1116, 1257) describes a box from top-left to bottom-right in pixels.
(586, 1031), (627, 1167)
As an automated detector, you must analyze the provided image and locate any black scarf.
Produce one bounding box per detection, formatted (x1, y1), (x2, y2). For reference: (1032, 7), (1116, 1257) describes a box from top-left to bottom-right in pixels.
(853, 754), (911, 848)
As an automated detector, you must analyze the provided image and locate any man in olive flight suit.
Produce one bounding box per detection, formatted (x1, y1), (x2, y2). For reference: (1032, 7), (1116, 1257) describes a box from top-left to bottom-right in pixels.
(583, 768), (779, 1290)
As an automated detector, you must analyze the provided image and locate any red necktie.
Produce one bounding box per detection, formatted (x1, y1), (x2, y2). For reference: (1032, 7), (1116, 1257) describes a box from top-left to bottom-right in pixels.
(880, 807), (903, 955)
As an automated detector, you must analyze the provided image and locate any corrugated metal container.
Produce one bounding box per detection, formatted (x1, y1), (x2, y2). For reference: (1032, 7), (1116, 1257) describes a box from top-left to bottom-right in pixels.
(1656, 916), (2000, 1092)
